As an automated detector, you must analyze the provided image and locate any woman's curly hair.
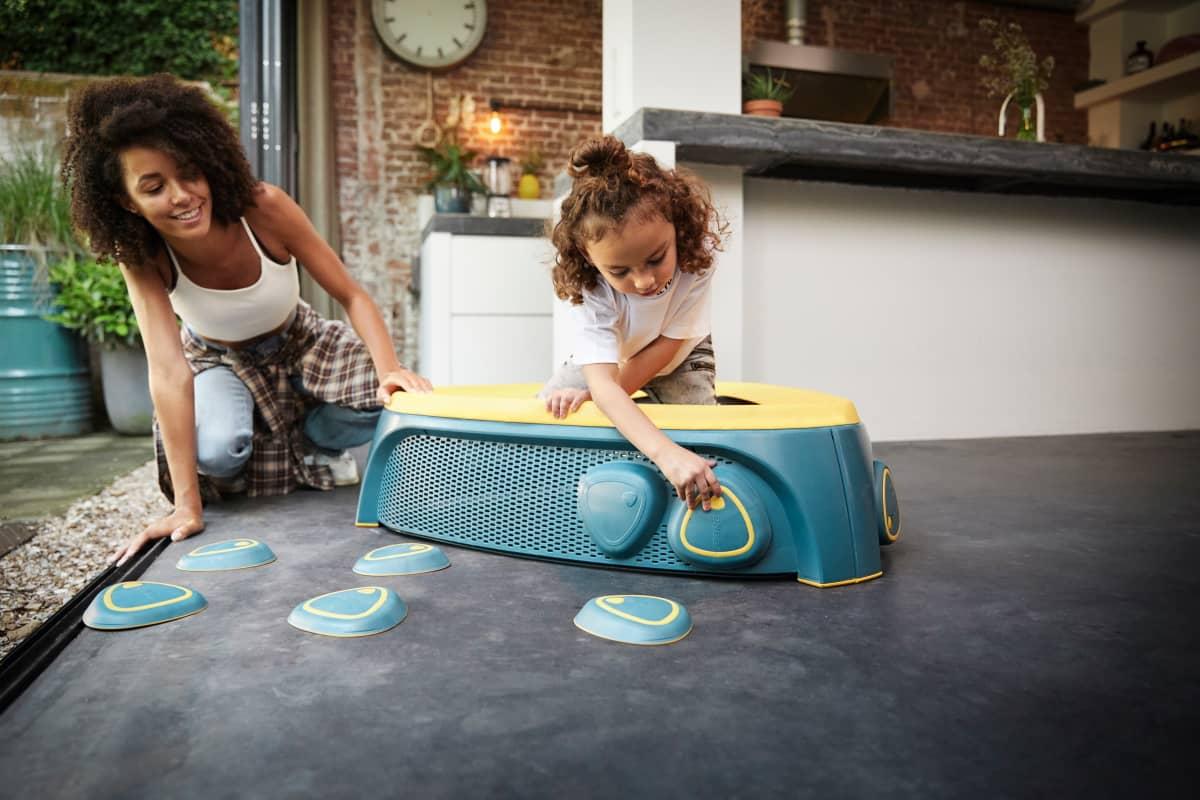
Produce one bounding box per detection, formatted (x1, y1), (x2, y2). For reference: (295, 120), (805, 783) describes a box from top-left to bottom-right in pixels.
(550, 135), (727, 305)
(61, 74), (257, 268)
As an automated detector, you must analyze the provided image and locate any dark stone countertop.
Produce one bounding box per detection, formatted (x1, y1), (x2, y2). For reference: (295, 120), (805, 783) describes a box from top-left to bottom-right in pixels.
(420, 214), (547, 243)
(614, 108), (1200, 206)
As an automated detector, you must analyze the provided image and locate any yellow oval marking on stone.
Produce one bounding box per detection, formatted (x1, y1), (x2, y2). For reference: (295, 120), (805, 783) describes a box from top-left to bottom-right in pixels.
(302, 587), (389, 620)
(189, 539), (259, 557)
(596, 595), (680, 626)
(679, 487), (755, 558)
(103, 583), (194, 612)
(708, 496), (726, 510)
(363, 543), (433, 561)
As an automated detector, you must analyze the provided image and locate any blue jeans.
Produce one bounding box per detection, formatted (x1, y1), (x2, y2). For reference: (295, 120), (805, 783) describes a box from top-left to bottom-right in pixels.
(191, 326), (380, 478)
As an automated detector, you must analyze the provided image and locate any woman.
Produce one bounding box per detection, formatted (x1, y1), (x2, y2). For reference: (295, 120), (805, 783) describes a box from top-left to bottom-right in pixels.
(61, 74), (431, 565)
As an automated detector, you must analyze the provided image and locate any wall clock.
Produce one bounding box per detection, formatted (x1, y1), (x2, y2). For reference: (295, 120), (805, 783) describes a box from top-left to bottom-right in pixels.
(371, 0), (488, 70)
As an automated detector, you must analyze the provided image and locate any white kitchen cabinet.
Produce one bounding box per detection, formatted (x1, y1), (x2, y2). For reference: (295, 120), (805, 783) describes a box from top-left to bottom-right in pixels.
(418, 217), (557, 386)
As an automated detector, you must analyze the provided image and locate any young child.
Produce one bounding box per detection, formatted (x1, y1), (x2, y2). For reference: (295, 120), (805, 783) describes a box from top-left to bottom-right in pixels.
(540, 135), (727, 510)
(61, 74), (432, 565)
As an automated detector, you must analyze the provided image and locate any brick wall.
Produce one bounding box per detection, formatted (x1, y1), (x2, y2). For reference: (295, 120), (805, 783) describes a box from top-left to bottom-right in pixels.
(743, 0), (1088, 144)
(331, 0), (1087, 355)
(328, 0), (602, 356)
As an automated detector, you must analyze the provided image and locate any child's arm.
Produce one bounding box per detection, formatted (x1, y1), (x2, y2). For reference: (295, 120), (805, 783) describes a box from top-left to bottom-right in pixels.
(582, 363), (721, 510)
(545, 335), (684, 418)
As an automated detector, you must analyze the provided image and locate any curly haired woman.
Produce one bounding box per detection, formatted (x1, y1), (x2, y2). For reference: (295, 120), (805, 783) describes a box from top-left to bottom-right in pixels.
(539, 135), (728, 510)
(61, 74), (431, 565)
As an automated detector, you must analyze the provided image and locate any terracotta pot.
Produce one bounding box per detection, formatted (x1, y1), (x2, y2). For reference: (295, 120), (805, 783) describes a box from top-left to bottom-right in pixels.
(743, 99), (783, 117)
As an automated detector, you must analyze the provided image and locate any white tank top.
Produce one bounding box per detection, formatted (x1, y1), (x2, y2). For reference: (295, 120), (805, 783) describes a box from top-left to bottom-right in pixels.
(166, 217), (300, 341)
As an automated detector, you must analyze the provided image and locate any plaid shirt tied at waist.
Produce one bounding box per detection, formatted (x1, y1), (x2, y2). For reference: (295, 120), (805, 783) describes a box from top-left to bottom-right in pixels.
(155, 301), (381, 502)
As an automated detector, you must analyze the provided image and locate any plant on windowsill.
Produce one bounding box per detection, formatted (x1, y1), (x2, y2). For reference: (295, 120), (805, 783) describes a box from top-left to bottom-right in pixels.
(44, 256), (153, 434)
(743, 68), (794, 117)
(979, 18), (1055, 142)
(418, 133), (487, 214)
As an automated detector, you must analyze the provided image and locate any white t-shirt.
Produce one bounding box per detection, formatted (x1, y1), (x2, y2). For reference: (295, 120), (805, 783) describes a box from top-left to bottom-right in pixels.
(569, 266), (713, 376)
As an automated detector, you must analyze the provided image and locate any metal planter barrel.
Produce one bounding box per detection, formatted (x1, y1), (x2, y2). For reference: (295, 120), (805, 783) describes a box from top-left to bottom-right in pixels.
(0, 246), (92, 440)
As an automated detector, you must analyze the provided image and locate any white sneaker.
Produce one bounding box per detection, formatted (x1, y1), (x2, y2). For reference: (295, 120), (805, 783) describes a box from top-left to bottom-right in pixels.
(304, 450), (360, 486)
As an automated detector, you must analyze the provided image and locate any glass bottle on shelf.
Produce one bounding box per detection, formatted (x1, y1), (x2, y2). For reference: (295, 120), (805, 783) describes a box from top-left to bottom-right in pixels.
(1125, 41), (1154, 75)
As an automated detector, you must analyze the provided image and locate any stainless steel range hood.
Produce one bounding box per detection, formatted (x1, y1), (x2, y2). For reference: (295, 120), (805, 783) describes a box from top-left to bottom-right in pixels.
(745, 0), (894, 125)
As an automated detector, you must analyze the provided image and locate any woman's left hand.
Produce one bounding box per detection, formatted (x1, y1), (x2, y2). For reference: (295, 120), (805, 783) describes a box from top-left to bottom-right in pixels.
(377, 367), (434, 404)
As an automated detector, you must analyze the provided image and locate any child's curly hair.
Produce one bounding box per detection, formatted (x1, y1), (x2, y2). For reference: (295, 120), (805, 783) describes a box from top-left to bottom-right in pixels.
(550, 135), (727, 305)
(61, 74), (257, 268)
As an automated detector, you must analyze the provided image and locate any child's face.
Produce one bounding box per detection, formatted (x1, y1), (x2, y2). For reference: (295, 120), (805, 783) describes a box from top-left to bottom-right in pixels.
(119, 145), (213, 241)
(584, 214), (677, 298)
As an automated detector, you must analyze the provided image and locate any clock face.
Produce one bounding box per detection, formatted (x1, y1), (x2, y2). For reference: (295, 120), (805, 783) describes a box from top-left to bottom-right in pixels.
(371, 0), (488, 70)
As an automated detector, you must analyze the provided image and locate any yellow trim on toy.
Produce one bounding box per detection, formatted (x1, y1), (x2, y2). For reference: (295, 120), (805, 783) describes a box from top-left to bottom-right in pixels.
(355, 522), (380, 528)
(301, 586), (389, 619)
(385, 382), (860, 431)
(187, 539), (258, 557)
(796, 571), (883, 588)
(881, 467), (901, 542)
(678, 488), (755, 558)
(363, 543), (434, 560)
(102, 582), (195, 612)
(596, 595), (681, 626)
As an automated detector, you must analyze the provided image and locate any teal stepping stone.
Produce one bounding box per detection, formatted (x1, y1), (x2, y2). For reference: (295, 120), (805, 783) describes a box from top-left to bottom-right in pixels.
(83, 581), (207, 631)
(573, 594), (693, 646)
(287, 586), (407, 638)
(176, 538), (276, 571)
(353, 542), (450, 576)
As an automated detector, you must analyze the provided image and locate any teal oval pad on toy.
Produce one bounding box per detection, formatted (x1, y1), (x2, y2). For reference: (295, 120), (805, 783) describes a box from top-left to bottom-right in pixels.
(577, 461), (666, 557)
(176, 538), (276, 571)
(287, 586), (407, 638)
(83, 581), (207, 631)
(353, 542), (449, 576)
(573, 594), (692, 646)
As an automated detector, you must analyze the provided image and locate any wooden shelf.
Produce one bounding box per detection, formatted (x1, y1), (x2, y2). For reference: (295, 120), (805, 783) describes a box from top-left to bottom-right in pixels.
(1074, 51), (1200, 108)
(1077, 0), (1196, 25)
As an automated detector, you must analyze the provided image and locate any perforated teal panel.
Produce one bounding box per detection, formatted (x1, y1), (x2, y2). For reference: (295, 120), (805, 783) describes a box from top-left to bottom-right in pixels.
(376, 434), (737, 571)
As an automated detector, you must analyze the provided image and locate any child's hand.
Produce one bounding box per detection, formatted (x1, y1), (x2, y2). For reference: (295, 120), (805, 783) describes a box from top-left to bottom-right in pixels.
(544, 388), (591, 419)
(655, 444), (722, 510)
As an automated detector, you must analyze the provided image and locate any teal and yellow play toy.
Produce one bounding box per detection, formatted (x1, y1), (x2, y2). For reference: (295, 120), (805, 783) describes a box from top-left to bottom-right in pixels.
(287, 586), (407, 638)
(176, 538), (276, 572)
(82, 581), (207, 631)
(356, 382), (901, 587)
(353, 542), (450, 576)
(573, 594), (693, 645)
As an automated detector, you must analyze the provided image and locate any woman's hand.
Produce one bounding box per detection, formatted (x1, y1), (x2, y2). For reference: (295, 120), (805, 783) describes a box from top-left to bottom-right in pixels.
(543, 388), (591, 419)
(654, 444), (723, 510)
(377, 367), (433, 404)
(110, 507), (205, 567)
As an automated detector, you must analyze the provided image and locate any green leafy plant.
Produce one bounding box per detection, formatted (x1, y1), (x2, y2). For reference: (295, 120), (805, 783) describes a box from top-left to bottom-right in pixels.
(520, 148), (544, 176)
(0, 146), (77, 251)
(44, 257), (141, 349)
(417, 136), (486, 194)
(978, 18), (1054, 104)
(743, 69), (795, 103)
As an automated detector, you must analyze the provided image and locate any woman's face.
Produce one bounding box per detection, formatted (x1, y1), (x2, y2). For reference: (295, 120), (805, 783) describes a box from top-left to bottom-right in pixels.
(584, 214), (677, 298)
(119, 146), (212, 241)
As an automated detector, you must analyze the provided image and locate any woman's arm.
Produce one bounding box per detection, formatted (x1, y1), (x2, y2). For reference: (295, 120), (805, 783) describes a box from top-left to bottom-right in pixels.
(249, 185), (431, 402)
(582, 363), (721, 509)
(111, 260), (206, 565)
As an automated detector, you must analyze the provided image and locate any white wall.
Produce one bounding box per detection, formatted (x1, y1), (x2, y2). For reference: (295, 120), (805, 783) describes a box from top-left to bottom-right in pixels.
(742, 178), (1200, 441)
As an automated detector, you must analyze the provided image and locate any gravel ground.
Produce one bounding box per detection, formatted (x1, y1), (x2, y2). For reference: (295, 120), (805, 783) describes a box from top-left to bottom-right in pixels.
(0, 460), (170, 661)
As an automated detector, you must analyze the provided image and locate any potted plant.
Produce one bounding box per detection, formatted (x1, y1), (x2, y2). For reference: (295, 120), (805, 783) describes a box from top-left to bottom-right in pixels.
(518, 149), (544, 200)
(743, 69), (794, 117)
(0, 147), (93, 440)
(418, 134), (487, 213)
(979, 19), (1055, 142)
(44, 256), (153, 434)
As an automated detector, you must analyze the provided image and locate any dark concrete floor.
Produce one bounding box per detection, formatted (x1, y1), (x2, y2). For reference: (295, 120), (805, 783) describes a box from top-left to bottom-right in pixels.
(1, 432), (1197, 798)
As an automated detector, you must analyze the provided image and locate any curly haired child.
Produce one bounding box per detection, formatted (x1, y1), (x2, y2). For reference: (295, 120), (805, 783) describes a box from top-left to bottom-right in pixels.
(540, 135), (727, 510)
(61, 74), (431, 565)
